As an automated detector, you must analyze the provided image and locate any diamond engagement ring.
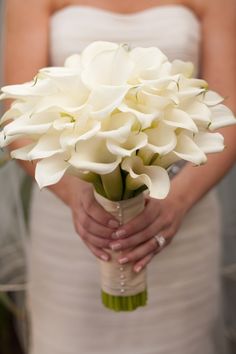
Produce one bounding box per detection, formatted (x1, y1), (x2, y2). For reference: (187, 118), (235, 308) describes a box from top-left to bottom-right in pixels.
(154, 235), (166, 248)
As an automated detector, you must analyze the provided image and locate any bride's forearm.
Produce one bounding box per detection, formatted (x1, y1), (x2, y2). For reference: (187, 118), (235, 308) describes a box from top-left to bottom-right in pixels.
(170, 125), (236, 213)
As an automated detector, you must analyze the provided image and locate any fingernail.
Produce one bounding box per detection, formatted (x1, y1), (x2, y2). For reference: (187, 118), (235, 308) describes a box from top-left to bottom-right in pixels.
(108, 219), (120, 228)
(100, 254), (109, 262)
(115, 229), (126, 238)
(111, 232), (119, 240)
(110, 243), (122, 251)
(119, 257), (128, 264)
(135, 265), (142, 273)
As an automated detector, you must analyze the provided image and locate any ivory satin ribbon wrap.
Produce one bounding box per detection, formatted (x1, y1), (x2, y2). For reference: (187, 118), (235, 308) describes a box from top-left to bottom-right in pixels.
(94, 191), (147, 297)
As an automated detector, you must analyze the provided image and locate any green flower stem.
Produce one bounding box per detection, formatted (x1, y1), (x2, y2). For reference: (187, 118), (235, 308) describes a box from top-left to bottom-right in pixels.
(101, 167), (123, 201)
(101, 289), (147, 312)
(122, 186), (135, 200)
(137, 148), (154, 165)
(80, 172), (106, 197)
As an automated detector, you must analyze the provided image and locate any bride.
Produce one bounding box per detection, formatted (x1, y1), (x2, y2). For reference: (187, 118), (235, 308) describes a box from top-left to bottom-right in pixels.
(4, 0), (236, 353)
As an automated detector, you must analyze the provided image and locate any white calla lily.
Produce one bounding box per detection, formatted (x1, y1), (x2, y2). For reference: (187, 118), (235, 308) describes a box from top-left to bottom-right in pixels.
(0, 107), (22, 124)
(39, 65), (77, 75)
(7, 98), (39, 117)
(11, 144), (35, 160)
(35, 153), (70, 189)
(209, 104), (236, 131)
(69, 137), (121, 174)
(163, 108), (198, 133)
(121, 156), (170, 199)
(59, 120), (101, 148)
(119, 101), (157, 129)
(171, 60), (194, 77)
(202, 90), (224, 106)
(28, 133), (63, 159)
(1, 79), (59, 98)
(81, 44), (133, 88)
(64, 54), (81, 70)
(179, 99), (211, 127)
(98, 112), (135, 142)
(3, 112), (60, 136)
(176, 77), (208, 100)
(31, 94), (86, 115)
(40, 72), (89, 101)
(88, 85), (129, 119)
(53, 116), (75, 130)
(177, 87), (206, 100)
(140, 76), (178, 90)
(107, 132), (147, 157)
(153, 152), (181, 169)
(129, 47), (167, 83)
(81, 41), (119, 68)
(145, 123), (177, 155)
(193, 132), (224, 153)
(174, 132), (207, 165)
(138, 89), (176, 110)
(178, 77), (208, 90)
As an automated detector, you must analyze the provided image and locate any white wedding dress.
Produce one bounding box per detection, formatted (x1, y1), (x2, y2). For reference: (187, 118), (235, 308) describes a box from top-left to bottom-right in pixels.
(28, 5), (226, 354)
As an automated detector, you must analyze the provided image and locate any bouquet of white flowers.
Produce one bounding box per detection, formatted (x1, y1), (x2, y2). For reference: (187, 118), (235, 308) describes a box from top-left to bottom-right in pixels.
(0, 41), (235, 311)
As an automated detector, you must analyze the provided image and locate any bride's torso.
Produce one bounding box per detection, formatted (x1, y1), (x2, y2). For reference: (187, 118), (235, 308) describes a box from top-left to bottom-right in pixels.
(50, 4), (201, 74)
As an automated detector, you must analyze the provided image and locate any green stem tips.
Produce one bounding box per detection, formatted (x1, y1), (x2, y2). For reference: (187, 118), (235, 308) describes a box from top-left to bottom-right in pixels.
(101, 289), (148, 312)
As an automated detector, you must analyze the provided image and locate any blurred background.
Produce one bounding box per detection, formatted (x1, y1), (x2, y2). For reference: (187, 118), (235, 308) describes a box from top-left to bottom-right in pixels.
(0, 0), (235, 353)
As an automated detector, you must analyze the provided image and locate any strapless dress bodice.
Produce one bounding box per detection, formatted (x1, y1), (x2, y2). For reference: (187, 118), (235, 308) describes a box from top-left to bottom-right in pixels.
(50, 5), (201, 74)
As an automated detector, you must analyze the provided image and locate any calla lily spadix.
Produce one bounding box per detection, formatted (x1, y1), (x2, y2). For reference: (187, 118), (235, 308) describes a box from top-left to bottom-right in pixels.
(1, 40), (235, 313)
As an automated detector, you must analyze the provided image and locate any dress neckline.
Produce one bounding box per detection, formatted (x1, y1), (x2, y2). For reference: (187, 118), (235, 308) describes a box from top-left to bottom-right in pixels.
(51, 4), (199, 22)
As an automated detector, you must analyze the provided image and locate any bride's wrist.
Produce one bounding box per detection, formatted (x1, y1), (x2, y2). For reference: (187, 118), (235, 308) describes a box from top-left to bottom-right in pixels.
(48, 175), (91, 207)
(167, 178), (194, 217)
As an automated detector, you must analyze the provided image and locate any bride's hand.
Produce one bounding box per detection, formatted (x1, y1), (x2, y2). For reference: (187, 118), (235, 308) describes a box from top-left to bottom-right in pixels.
(51, 176), (120, 262)
(109, 194), (187, 273)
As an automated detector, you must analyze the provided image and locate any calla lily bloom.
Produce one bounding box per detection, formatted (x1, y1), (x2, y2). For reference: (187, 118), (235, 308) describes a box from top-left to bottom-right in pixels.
(122, 156), (170, 199)
(69, 137), (121, 175)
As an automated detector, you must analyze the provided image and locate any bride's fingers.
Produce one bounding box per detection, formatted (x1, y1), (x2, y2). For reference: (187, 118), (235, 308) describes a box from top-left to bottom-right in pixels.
(76, 221), (111, 248)
(85, 242), (110, 262)
(117, 233), (171, 266)
(82, 194), (120, 229)
(133, 253), (154, 273)
(109, 216), (166, 250)
(117, 237), (159, 265)
(75, 206), (115, 239)
(110, 198), (161, 239)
